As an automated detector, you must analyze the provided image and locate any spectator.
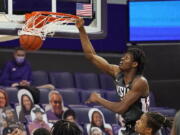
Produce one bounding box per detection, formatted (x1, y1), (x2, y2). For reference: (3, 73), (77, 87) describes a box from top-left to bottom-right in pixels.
(51, 120), (82, 135)
(135, 112), (172, 135)
(63, 109), (83, 133)
(17, 89), (40, 123)
(28, 107), (51, 135)
(171, 110), (180, 135)
(33, 128), (50, 135)
(2, 106), (25, 135)
(0, 89), (9, 113)
(0, 47), (54, 90)
(0, 47), (32, 87)
(87, 108), (113, 135)
(46, 91), (67, 123)
(0, 89), (9, 134)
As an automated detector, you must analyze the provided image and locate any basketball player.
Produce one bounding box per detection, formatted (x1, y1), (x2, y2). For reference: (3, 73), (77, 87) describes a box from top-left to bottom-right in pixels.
(76, 18), (149, 135)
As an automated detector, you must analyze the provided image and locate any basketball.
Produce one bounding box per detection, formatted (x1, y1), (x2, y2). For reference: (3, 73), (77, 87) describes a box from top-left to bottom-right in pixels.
(19, 35), (43, 51)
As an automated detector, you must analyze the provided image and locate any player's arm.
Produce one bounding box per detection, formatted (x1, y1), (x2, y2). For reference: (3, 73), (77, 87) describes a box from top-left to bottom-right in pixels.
(76, 18), (120, 77)
(86, 77), (148, 114)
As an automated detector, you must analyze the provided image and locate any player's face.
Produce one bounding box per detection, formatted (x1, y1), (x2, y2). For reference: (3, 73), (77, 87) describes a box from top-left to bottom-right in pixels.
(92, 112), (103, 127)
(119, 53), (136, 71)
(0, 92), (6, 108)
(135, 114), (150, 135)
(50, 94), (63, 115)
(22, 95), (32, 111)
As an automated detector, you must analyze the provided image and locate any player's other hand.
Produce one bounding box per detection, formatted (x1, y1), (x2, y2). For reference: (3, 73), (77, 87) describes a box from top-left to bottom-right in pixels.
(76, 18), (84, 29)
(85, 92), (101, 104)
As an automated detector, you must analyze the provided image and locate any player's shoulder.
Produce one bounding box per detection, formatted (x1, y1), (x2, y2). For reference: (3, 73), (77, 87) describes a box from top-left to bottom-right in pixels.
(133, 75), (148, 86)
(132, 75), (149, 96)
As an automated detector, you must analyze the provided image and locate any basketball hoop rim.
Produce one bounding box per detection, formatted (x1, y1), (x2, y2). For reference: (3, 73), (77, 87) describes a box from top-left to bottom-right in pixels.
(25, 11), (80, 22)
(18, 11), (80, 40)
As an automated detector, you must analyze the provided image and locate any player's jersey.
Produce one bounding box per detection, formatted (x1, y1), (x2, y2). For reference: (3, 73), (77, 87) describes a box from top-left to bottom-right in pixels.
(115, 72), (149, 126)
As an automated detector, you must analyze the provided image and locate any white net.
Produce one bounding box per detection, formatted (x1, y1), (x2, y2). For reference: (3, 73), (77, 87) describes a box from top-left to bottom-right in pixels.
(18, 13), (78, 40)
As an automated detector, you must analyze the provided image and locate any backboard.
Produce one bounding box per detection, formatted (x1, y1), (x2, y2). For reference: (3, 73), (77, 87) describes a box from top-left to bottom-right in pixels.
(0, 0), (107, 39)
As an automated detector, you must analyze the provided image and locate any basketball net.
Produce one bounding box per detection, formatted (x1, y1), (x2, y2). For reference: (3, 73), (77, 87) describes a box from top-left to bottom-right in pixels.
(0, 14), (19, 42)
(18, 12), (80, 40)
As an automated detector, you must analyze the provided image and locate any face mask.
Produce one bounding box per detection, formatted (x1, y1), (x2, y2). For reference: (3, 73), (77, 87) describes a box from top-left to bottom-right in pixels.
(15, 56), (25, 64)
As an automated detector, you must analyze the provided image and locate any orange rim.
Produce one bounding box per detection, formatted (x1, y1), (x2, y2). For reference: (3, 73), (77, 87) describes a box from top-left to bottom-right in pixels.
(25, 11), (80, 22)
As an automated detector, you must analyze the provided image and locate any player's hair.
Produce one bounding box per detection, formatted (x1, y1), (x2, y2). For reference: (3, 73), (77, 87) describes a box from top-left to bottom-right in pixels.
(51, 120), (82, 135)
(127, 47), (146, 75)
(146, 112), (172, 135)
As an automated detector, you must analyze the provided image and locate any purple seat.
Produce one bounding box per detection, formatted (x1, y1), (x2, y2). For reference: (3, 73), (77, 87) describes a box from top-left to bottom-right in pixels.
(39, 88), (50, 104)
(149, 91), (176, 117)
(5, 87), (18, 103)
(70, 106), (90, 124)
(99, 73), (115, 90)
(49, 72), (75, 88)
(32, 71), (49, 86)
(105, 91), (119, 102)
(58, 89), (81, 105)
(149, 91), (157, 107)
(74, 73), (100, 90)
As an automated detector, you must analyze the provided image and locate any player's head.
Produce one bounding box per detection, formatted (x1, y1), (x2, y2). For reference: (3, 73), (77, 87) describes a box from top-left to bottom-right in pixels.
(119, 48), (146, 75)
(51, 120), (82, 135)
(135, 112), (172, 135)
(13, 47), (26, 64)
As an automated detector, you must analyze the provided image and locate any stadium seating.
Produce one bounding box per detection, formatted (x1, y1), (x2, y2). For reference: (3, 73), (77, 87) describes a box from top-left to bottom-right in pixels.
(149, 91), (176, 117)
(5, 87), (19, 103)
(104, 91), (120, 102)
(39, 88), (50, 104)
(74, 72), (100, 90)
(70, 106), (91, 124)
(99, 73), (116, 90)
(49, 72), (75, 88)
(58, 88), (81, 105)
(32, 71), (49, 86)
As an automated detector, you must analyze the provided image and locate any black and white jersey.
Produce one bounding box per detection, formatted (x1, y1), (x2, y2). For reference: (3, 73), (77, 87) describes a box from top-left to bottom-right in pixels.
(115, 73), (149, 126)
